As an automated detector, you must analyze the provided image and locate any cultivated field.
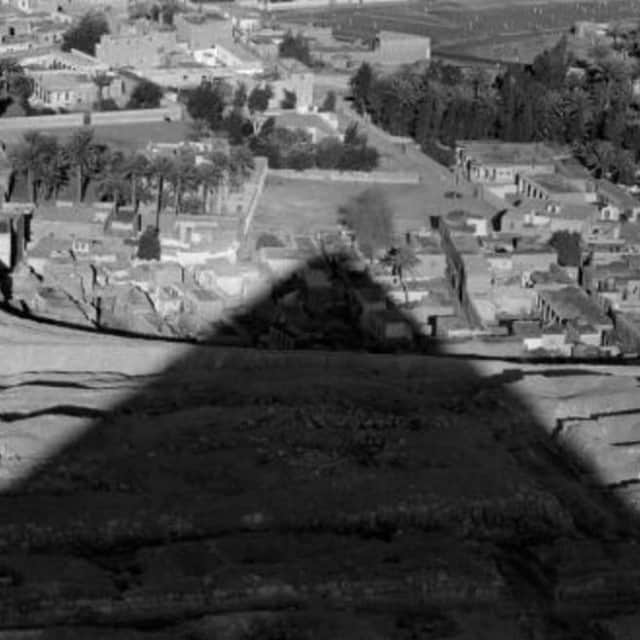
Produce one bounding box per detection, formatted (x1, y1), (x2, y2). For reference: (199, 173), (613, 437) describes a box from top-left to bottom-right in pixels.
(276, 0), (640, 47)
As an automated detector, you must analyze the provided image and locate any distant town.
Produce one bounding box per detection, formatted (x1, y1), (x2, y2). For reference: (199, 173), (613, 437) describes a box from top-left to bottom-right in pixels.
(0, 0), (640, 359)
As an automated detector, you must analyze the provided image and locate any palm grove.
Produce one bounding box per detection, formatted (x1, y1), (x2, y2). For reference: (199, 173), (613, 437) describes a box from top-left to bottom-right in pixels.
(350, 35), (640, 183)
(8, 128), (254, 226)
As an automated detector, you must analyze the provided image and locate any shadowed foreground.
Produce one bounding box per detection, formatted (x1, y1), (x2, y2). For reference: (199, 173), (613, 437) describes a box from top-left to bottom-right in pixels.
(2, 273), (640, 638)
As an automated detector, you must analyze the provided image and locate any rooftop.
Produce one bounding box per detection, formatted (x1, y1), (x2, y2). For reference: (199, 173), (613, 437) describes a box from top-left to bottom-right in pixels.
(557, 203), (599, 220)
(597, 179), (639, 209)
(540, 286), (611, 327)
(529, 173), (582, 194)
(458, 141), (566, 167)
(449, 232), (480, 254)
(555, 157), (592, 180)
(181, 11), (228, 24)
(29, 70), (93, 91)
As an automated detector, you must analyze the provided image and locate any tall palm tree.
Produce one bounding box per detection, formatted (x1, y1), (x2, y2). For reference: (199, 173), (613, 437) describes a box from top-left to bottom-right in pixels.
(228, 145), (255, 192)
(205, 150), (230, 215)
(123, 152), (150, 213)
(150, 154), (175, 229)
(64, 127), (99, 203)
(196, 158), (225, 215)
(95, 148), (128, 212)
(92, 72), (112, 111)
(8, 130), (45, 203)
(168, 147), (197, 216)
(34, 135), (68, 202)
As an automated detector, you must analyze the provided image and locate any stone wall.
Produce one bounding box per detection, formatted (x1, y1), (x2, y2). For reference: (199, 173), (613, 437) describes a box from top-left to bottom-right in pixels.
(0, 105), (183, 137)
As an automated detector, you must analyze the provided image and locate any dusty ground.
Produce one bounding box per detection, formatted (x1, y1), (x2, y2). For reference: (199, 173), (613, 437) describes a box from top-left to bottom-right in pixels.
(255, 176), (434, 235)
(1, 309), (640, 638)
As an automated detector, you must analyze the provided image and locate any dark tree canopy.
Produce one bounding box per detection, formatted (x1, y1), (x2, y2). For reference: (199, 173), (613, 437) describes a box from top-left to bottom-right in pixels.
(138, 225), (161, 260)
(550, 230), (582, 267)
(278, 31), (312, 67)
(249, 122), (379, 172)
(225, 108), (254, 145)
(280, 89), (297, 110)
(248, 84), (273, 114)
(320, 90), (336, 112)
(346, 33), (640, 183)
(185, 80), (228, 131)
(233, 82), (248, 108)
(339, 187), (394, 259)
(61, 12), (110, 56)
(127, 79), (163, 109)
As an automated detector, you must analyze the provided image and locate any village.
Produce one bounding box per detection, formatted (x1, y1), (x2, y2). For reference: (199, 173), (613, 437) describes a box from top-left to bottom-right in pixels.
(0, 0), (638, 359)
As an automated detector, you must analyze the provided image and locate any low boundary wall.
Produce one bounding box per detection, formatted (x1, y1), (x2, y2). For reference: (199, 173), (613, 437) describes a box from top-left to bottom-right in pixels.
(267, 168), (421, 184)
(0, 105), (183, 135)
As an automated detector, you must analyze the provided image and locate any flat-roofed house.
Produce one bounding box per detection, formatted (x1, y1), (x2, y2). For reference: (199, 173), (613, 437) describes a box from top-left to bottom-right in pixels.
(456, 141), (563, 185)
(95, 30), (179, 69)
(518, 172), (597, 204)
(596, 179), (640, 222)
(27, 69), (124, 110)
(536, 285), (613, 345)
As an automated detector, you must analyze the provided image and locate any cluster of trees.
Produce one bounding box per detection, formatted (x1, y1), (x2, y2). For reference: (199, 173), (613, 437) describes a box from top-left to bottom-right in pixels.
(338, 187), (418, 297)
(127, 79), (164, 110)
(129, 0), (177, 25)
(339, 187), (393, 259)
(350, 35), (640, 183)
(278, 31), (313, 67)
(549, 230), (582, 266)
(8, 128), (255, 227)
(249, 121), (379, 171)
(0, 58), (33, 116)
(61, 12), (110, 56)
(184, 80), (274, 143)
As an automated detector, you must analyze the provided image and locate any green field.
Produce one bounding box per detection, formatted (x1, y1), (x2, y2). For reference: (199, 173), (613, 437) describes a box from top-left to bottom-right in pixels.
(0, 120), (190, 151)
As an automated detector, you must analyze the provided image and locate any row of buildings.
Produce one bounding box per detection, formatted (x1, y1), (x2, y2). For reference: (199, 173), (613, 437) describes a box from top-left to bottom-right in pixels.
(438, 140), (640, 356)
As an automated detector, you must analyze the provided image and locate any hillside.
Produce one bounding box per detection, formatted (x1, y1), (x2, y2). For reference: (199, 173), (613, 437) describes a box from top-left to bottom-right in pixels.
(1, 310), (640, 638)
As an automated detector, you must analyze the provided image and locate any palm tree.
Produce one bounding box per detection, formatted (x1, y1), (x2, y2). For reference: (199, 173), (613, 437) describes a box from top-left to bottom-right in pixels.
(206, 150), (230, 215)
(123, 152), (150, 213)
(382, 246), (419, 304)
(92, 72), (112, 111)
(167, 147), (198, 216)
(95, 148), (128, 212)
(196, 158), (225, 215)
(8, 130), (45, 203)
(64, 127), (99, 203)
(34, 135), (68, 202)
(150, 154), (175, 229)
(228, 145), (255, 192)
(0, 58), (32, 105)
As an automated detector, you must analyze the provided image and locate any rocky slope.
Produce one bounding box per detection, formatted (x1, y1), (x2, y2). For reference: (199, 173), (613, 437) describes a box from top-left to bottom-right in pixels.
(1, 311), (640, 639)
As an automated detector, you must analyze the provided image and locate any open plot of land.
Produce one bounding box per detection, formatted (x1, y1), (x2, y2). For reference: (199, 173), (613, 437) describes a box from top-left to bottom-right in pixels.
(254, 175), (493, 235)
(437, 30), (565, 63)
(0, 120), (190, 151)
(255, 177), (430, 234)
(280, 0), (640, 47)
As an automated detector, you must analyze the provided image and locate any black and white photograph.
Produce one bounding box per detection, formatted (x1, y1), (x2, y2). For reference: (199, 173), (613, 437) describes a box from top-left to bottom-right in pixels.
(1, 0), (640, 637)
